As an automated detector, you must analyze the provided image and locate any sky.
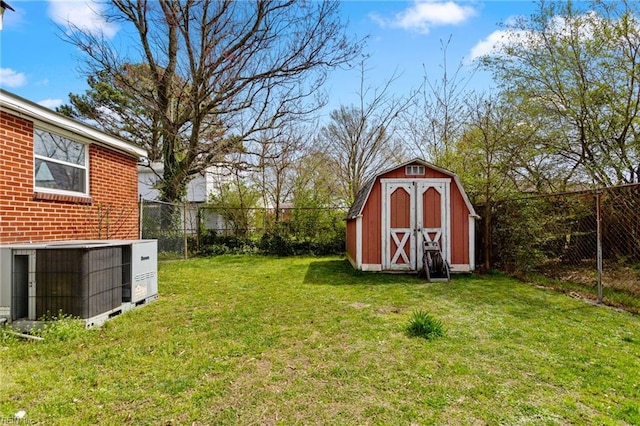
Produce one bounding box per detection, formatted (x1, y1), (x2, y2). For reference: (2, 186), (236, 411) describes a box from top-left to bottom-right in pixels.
(0, 0), (539, 118)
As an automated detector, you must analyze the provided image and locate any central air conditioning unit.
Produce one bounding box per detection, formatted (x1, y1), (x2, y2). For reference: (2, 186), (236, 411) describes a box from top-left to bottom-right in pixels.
(0, 239), (158, 330)
(128, 240), (158, 305)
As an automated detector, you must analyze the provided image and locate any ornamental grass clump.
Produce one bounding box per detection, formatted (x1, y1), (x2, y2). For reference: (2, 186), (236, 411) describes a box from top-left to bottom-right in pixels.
(406, 310), (444, 340)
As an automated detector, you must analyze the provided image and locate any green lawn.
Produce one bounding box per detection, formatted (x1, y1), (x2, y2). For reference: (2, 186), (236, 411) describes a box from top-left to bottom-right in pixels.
(1, 255), (639, 425)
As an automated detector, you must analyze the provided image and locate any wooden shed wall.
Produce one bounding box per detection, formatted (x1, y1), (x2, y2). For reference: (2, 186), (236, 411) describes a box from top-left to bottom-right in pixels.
(356, 162), (473, 269)
(346, 219), (357, 264)
(450, 185), (470, 265)
(361, 182), (382, 266)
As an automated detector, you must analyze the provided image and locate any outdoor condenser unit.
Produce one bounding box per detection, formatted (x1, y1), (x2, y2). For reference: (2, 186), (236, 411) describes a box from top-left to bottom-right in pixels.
(128, 240), (158, 305)
(0, 239), (158, 329)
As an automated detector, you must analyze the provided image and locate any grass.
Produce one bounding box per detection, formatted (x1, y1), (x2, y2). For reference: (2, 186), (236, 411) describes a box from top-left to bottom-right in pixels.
(0, 255), (639, 425)
(405, 310), (444, 340)
(524, 262), (640, 314)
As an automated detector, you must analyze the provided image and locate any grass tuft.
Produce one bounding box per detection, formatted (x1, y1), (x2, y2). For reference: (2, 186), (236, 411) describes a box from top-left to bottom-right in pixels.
(405, 310), (444, 340)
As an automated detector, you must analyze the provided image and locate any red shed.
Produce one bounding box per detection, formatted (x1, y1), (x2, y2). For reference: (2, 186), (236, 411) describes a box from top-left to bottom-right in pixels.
(346, 159), (477, 273)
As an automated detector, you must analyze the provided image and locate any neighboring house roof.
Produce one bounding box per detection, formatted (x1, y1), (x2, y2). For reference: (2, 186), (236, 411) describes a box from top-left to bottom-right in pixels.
(347, 158), (478, 220)
(0, 88), (147, 159)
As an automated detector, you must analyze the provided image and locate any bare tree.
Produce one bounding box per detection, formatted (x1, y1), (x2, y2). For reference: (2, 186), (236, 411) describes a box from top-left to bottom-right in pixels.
(404, 37), (476, 167)
(317, 60), (414, 204)
(64, 0), (363, 203)
(252, 123), (309, 225)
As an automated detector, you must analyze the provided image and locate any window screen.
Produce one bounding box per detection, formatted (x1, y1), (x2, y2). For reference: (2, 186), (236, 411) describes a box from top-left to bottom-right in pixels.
(34, 128), (88, 195)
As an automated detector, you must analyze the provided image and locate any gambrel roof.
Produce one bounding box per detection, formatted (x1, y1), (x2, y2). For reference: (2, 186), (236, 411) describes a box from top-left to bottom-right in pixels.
(347, 158), (477, 220)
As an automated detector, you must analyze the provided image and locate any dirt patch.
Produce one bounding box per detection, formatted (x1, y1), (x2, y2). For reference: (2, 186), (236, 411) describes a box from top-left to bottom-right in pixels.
(375, 307), (402, 315)
(349, 302), (371, 309)
(541, 262), (640, 296)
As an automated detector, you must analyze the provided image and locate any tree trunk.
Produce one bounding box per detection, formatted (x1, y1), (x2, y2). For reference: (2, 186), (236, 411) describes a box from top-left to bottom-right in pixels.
(483, 201), (492, 270)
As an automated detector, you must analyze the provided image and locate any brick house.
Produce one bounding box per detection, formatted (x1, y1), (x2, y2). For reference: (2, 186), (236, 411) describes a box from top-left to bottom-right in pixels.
(0, 89), (147, 244)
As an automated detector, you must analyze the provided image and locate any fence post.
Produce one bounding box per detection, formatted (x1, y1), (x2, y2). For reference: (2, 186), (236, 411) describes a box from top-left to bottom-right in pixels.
(196, 206), (201, 253)
(183, 200), (188, 260)
(596, 189), (603, 304)
(138, 195), (143, 240)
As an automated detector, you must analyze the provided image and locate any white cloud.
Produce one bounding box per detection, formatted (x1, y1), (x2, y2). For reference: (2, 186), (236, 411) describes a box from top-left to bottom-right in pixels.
(468, 30), (513, 62)
(371, 0), (477, 34)
(38, 99), (64, 109)
(0, 68), (27, 87)
(548, 11), (601, 41)
(48, 0), (118, 39)
(468, 11), (610, 63)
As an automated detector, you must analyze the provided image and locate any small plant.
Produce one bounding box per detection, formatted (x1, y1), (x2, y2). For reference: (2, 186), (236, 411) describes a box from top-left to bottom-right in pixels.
(0, 324), (19, 345)
(33, 311), (87, 342)
(405, 310), (444, 340)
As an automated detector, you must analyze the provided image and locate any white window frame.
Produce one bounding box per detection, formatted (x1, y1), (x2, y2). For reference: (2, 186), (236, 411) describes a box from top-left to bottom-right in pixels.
(405, 165), (425, 176)
(33, 126), (90, 197)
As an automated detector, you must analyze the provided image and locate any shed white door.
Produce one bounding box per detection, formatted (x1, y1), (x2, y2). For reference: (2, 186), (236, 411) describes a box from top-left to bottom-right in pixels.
(382, 179), (450, 271)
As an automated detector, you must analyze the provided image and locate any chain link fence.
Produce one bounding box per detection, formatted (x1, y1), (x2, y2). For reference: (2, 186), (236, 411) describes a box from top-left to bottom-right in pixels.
(141, 185), (639, 312)
(139, 199), (197, 258)
(479, 183), (640, 313)
(139, 199), (347, 258)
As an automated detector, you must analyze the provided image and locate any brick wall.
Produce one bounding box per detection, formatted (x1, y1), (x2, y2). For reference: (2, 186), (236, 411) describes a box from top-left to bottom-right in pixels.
(0, 110), (140, 244)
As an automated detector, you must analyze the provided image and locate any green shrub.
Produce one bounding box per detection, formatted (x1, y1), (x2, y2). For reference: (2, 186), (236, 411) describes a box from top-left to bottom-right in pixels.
(0, 324), (19, 345)
(33, 311), (87, 342)
(405, 310), (444, 340)
(260, 232), (294, 256)
(198, 232), (260, 256)
(198, 229), (345, 257)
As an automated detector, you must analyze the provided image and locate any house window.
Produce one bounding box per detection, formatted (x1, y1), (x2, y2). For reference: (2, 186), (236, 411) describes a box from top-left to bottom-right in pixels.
(34, 128), (88, 195)
(406, 165), (425, 176)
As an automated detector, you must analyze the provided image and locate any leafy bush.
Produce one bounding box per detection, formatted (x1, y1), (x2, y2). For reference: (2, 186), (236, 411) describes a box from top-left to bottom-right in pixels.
(405, 310), (444, 340)
(488, 195), (597, 273)
(260, 232), (294, 256)
(0, 324), (19, 345)
(198, 232), (260, 255)
(198, 229), (346, 257)
(33, 311), (87, 342)
(259, 232), (346, 256)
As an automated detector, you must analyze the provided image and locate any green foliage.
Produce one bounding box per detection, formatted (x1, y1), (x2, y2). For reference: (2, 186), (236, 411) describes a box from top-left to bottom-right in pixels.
(289, 152), (347, 242)
(490, 198), (550, 272)
(198, 232), (260, 256)
(198, 229), (345, 257)
(260, 232), (293, 256)
(208, 181), (261, 238)
(33, 311), (87, 342)
(405, 310), (444, 340)
(198, 174), (347, 256)
(481, 1), (640, 186)
(0, 324), (19, 345)
(289, 206), (345, 243)
(259, 231), (345, 256)
(489, 194), (596, 273)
